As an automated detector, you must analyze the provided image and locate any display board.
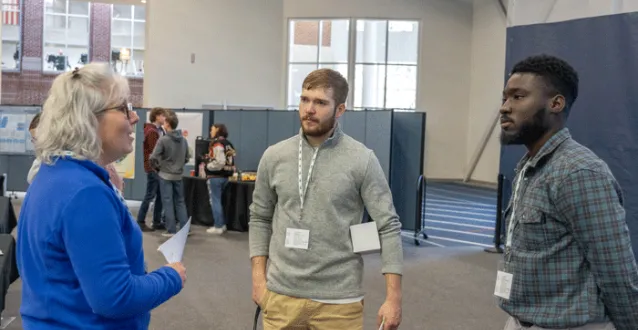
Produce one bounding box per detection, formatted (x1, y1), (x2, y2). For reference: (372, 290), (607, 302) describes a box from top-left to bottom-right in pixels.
(0, 106), (40, 154)
(174, 111), (203, 166)
(113, 123), (137, 179)
(145, 110), (204, 166)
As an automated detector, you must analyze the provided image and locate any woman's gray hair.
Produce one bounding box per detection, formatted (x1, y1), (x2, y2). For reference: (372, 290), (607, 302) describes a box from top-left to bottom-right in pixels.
(36, 62), (130, 164)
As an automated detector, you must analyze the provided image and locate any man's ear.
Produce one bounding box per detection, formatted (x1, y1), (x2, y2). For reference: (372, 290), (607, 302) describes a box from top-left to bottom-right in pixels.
(335, 103), (347, 118)
(549, 94), (566, 114)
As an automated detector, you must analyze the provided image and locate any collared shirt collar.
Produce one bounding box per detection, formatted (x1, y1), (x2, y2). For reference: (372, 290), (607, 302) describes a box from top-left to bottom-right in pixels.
(516, 127), (572, 172)
(299, 121), (343, 148)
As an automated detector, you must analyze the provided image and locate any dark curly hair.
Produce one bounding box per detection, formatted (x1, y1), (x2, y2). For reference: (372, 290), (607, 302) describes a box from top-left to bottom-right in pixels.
(511, 54), (579, 115)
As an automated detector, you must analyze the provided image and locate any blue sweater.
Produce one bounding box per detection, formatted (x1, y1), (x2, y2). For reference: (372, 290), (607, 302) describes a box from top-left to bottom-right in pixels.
(17, 157), (183, 329)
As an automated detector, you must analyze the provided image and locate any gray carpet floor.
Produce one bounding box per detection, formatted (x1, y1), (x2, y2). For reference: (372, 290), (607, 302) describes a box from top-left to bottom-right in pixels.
(2, 201), (509, 330)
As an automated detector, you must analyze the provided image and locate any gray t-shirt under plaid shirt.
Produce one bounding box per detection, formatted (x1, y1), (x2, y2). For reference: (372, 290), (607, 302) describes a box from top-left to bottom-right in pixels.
(499, 128), (638, 329)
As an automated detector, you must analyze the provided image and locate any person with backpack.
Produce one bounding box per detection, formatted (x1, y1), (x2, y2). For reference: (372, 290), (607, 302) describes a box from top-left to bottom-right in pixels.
(203, 123), (236, 234)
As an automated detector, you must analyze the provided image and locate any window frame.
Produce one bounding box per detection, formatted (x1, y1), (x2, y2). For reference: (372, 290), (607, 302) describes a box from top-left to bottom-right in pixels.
(2, 0), (23, 72)
(285, 17), (420, 111)
(42, 0), (92, 74)
(110, 4), (145, 77)
(285, 18), (352, 110)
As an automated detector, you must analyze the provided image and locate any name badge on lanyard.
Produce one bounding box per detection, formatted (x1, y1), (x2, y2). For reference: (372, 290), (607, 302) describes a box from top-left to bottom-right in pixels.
(493, 164), (529, 300)
(288, 139), (318, 250)
(297, 138), (319, 215)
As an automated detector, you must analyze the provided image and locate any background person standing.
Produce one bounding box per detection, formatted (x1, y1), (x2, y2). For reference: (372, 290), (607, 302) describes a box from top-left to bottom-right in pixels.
(137, 107), (167, 232)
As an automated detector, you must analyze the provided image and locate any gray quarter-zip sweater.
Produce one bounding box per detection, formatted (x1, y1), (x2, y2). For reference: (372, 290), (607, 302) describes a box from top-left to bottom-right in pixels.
(149, 129), (191, 181)
(249, 123), (403, 300)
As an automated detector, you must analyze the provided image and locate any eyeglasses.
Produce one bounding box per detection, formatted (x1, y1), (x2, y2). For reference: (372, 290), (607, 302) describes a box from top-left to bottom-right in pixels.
(101, 102), (133, 119)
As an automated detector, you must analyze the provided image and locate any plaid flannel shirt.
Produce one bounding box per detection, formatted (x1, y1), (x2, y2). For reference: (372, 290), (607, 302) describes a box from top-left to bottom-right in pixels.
(499, 128), (638, 329)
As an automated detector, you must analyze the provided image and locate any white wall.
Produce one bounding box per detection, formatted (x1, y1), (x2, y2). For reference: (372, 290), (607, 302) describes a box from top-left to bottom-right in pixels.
(284, 0), (474, 180)
(143, 0), (478, 180)
(465, 0), (506, 183)
(143, 0), (284, 109)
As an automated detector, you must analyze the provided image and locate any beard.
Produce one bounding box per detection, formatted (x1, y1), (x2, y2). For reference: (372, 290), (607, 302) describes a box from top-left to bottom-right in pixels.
(301, 110), (337, 137)
(500, 107), (550, 146)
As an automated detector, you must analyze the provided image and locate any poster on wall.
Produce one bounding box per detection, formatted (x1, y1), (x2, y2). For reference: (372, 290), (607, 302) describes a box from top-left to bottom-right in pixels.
(0, 110), (27, 153)
(113, 123), (136, 179)
(174, 112), (202, 166)
(147, 111), (203, 166)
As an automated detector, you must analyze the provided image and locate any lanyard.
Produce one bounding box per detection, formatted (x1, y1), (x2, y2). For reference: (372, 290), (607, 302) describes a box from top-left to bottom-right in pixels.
(298, 138), (319, 212)
(505, 164), (530, 254)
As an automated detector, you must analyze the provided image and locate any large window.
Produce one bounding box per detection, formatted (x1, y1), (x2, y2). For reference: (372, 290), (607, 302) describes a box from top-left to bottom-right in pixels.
(43, 0), (90, 72)
(111, 4), (145, 77)
(286, 18), (419, 110)
(2, 0), (21, 71)
(287, 19), (349, 108)
(355, 20), (418, 109)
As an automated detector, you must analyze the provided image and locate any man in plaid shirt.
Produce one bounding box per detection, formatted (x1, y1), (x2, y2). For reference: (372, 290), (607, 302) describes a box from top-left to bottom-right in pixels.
(497, 54), (638, 330)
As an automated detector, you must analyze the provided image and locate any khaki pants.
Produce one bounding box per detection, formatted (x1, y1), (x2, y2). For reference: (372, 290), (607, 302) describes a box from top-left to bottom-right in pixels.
(260, 289), (364, 330)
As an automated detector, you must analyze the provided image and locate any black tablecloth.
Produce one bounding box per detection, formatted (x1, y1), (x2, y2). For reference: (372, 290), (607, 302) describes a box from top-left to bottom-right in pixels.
(183, 176), (254, 232)
(0, 234), (19, 313)
(0, 197), (17, 235)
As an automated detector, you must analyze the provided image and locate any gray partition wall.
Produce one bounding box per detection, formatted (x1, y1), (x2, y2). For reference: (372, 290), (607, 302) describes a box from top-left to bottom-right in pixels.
(362, 110), (392, 181)
(266, 111), (298, 146)
(390, 111), (426, 231)
(212, 110), (270, 172)
(210, 110), (393, 179)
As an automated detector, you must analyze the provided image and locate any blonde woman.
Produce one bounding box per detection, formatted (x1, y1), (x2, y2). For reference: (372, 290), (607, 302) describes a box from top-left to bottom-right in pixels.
(16, 63), (186, 329)
(27, 112), (124, 193)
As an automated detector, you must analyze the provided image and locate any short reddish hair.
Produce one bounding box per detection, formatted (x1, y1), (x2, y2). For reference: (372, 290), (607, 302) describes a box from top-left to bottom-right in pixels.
(302, 68), (349, 106)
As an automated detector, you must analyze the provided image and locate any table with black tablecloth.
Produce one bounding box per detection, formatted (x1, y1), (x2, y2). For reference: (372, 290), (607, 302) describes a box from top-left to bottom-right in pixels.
(182, 176), (254, 232)
(0, 234), (19, 316)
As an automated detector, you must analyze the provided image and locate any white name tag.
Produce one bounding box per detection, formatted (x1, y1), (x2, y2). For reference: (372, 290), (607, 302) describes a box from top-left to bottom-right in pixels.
(494, 270), (513, 300)
(285, 228), (309, 250)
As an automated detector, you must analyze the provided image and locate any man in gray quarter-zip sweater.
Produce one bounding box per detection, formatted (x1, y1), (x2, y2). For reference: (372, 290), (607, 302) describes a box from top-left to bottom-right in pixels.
(249, 68), (403, 330)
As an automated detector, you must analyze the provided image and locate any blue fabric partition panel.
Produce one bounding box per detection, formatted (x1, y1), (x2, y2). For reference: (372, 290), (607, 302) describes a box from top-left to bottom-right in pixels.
(0, 156), (8, 183)
(500, 13), (638, 258)
(239, 111), (269, 171)
(267, 111), (298, 146)
(7, 155), (33, 192)
(212, 110), (269, 172)
(390, 111), (426, 231)
(364, 110), (392, 181)
(339, 111), (367, 147)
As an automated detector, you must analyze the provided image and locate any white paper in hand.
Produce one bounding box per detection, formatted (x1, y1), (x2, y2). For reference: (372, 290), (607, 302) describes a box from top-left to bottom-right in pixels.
(157, 219), (191, 263)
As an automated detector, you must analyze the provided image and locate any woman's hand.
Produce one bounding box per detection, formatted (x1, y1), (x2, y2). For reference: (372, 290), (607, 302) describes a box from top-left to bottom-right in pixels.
(167, 262), (186, 288)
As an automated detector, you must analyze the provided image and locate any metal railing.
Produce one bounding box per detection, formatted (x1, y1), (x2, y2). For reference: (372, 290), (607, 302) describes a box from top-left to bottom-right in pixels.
(484, 174), (505, 254)
(413, 175), (428, 246)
